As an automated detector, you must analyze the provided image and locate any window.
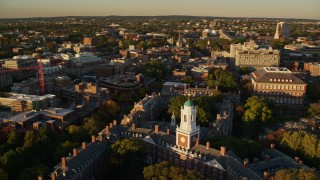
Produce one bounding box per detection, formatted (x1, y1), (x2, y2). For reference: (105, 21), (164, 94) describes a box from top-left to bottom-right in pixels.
(184, 115), (187, 122)
(191, 115), (193, 121)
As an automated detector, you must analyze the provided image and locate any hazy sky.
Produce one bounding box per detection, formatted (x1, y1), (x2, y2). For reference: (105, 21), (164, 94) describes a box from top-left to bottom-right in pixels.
(0, 0), (319, 19)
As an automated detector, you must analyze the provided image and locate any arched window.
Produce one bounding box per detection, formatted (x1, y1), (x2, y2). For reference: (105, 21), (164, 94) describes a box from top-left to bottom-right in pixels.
(184, 115), (187, 122)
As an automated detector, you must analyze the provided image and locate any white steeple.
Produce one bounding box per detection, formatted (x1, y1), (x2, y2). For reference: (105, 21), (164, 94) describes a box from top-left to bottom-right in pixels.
(176, 98), (200, 149)
(178, 98), (199, 133)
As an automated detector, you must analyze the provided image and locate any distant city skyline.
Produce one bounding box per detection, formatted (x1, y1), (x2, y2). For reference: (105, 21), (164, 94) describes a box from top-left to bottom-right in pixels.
(0, 0), (319, 19)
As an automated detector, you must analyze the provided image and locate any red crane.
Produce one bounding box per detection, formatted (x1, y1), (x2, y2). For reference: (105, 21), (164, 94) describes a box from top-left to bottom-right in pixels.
(38, 57), (45, 95)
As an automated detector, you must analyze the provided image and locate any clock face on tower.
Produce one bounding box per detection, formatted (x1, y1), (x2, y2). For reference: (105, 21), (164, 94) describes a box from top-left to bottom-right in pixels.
(180, 137), (186, 143)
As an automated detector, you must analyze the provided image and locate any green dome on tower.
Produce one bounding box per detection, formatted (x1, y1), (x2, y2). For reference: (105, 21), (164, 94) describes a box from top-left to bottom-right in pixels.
(184, 99), (194, 107)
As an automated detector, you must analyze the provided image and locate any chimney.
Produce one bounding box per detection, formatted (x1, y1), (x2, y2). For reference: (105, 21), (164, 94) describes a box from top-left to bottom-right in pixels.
(254, 158), (259, 165)
(270, 143), (275, 149)
(109, 122), (113, 128)
(263, 171), (270, 180)
(82, 142), (86, 150)
(105, 125), (110, 133)
(132, 123), (136, 130)
(61, 157), (67, 169)
(220, 146), (226, 156)
(113, 120), (117, 126)
(265, 154), (270, 162)
(299, 160), (303, 166)
(206, 142), (210, 150)
(166, 128), (170, 135)
(51, 173), (56, 180)
(196, 138), (199, 146)
(73, 148), (78, 156)
(91, 135), (96, 143)
(155, 125), (159, 133)
(243, 158), (249, 168)
(38, 176), (43, 180)
(295, 156), (300, 163)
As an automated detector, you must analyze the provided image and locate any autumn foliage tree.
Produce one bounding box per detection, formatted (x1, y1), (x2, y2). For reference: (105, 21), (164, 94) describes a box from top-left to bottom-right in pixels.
(271, 168), (318, 180)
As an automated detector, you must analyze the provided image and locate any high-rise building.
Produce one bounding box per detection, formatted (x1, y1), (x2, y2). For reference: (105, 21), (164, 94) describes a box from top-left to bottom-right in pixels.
(274, 22), (290, 39)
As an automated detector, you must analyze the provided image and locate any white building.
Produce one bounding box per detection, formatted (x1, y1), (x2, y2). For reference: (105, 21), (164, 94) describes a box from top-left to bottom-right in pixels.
(274, 22), (290, 39)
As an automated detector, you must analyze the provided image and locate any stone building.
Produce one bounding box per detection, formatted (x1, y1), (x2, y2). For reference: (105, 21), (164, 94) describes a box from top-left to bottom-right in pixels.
(230, 41), (280, 70)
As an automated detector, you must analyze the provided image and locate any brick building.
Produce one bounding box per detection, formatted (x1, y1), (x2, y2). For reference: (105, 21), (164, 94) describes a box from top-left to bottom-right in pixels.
(250, 67), (307, 105)
(47, 99), (313, 180)
(304, 62), (320, 76)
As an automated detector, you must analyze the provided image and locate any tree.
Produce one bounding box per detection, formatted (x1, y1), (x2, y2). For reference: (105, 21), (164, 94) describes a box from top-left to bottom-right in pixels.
(168, 96), (188, 120)
(181, 76), (194, 85)
(143, 161), (203, 180)
(308, 102), (320, 118)
(83, 116), (104, 135)
(281, 130), (320, 167)
(0, 168), (8, 180)
(209, 135), (262, 159)
(213, 69), (237, 91)
(18, 164), (49, 180)
(23, 130), (36, 148)
(272, 169), (318, 180)
(100, 100), (120, 117)
(111, 138), (147, 158)
(111, 139), (147, 176)
(242, 96), (272, 136)
(67, 125), (89, 142)
(140, 60), (168, 81)
(54, 141), (80, 161)
(7, 130), (22, 147)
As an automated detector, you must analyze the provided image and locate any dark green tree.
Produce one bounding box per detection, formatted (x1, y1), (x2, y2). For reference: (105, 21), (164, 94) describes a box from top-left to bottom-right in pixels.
(83, 116), (104, 135)
(7, 130), (22, 147)
(140, 60), (168, 81)
(242, 96), (272, 136)
(67, 125), (90, 142)
(143, 161), (204, 180)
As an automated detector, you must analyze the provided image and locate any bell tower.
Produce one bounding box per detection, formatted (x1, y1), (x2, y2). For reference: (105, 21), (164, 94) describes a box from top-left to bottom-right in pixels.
(176, 99), (200, 149)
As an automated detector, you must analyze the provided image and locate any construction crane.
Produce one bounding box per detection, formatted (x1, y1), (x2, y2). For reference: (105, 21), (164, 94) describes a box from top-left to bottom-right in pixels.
(38, 57), (45, 95)
(0, 56), (45, 95)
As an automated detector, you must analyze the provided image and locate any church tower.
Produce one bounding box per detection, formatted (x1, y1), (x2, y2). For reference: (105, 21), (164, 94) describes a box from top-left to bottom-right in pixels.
(176, 99), (200, 149)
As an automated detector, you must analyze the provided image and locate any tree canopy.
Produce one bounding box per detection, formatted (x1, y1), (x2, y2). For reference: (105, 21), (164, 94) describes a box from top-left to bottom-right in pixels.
(280, 130), (320, 167)
(167, 94), (222, 127)
(308, 102), (320, 118)
(212, 69), (238, 92)
(242, 96), (272, 136)
(271, 168), (318, 180)
(143, 161), (204, 180)
(140, 59), (168, 81)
